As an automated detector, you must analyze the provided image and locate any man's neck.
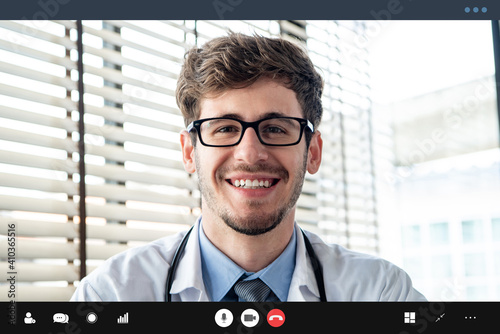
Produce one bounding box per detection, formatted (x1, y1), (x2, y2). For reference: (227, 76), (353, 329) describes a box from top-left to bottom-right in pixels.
(201, 211), (295, 273)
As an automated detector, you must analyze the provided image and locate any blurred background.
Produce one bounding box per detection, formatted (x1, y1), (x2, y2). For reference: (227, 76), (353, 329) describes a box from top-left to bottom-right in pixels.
(0, 20), (498, 301)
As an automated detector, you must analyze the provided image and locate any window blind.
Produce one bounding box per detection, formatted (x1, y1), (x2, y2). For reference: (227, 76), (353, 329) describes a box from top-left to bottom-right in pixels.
(305, 21), (379, 253)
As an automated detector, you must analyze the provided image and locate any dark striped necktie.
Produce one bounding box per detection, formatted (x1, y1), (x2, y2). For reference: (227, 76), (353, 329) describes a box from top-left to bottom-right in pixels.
(233, 278), (271, 302)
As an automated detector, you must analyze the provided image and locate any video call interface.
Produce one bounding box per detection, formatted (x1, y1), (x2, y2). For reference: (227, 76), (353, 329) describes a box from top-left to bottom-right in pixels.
(1, 0), (500, 333)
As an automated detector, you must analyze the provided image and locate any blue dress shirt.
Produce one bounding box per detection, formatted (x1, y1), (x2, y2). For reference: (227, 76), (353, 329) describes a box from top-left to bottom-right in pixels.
(198, 220), (296, 302)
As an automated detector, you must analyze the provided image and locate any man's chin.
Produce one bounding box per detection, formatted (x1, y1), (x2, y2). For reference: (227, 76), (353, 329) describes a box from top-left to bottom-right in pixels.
(221, 212), (285, 236)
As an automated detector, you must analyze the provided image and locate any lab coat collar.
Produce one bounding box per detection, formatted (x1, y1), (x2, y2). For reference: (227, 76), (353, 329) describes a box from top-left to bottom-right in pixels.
(168, 218), (321, 301)
(169, 218), (210, 301)
(287, 225), (322, 301)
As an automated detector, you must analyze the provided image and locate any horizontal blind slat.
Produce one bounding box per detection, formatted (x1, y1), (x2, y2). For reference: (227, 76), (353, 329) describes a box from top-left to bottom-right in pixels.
(0, 60), (77, 91)
(0, 21), (75, 50)
(0, 39), (76, 70)
(106, 20), (192, 49)
(0, 150), (77, 174)
(83, 24), (183, 64)
(0, 239), (128, 260)
(84, 63), (176, 97)
(0, 107), (77, 132)
(0, 217), (178, 242)
(86, 202), (195, 225)
(84, 84), (180, 116)
(0, 195), (79, 217)
(85, 143), (184, 170)
(0, 127), (77, 153)
(0, 262), (80, 282)
(0, 83), (76, 111)
(0, 285), (76, 301)
(87, 183), (199, 207)
(0, 172), (77, 195)
(85, 104), (184, 133)
(296, 208), (320, 223)
(84, 122), (181, 151)
(0, 239), (79, 259)
(83, 44), (179, 81)
(85, 163), (198, 189)
(0, 218), (77, 239)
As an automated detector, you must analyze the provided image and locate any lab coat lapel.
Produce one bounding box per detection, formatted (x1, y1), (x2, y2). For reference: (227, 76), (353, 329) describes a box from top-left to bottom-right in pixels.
(287, 224), (321, 301)
(169, 220), (209, 301)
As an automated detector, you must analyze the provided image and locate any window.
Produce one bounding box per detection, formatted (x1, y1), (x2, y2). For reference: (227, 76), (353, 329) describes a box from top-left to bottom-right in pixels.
(430, 222), (450, 245)
(462, 220), (484, 244)
(371, 20), (498, 300)
(431, 254), (452, 278)
(492, 218), (500, 242)
(402, 225), (421, 248)
(464, 253), (486, 277)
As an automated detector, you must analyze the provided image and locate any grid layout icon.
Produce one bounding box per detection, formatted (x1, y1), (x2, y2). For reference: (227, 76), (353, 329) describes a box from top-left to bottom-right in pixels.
(404, 312), (416, 323)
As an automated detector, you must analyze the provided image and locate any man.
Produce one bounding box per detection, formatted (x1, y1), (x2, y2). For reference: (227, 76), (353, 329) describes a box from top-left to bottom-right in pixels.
(71, 33), (425, 302)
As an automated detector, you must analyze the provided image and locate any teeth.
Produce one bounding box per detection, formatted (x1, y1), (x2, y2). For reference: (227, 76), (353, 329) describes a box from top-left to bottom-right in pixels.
(231, 179), (274, 189)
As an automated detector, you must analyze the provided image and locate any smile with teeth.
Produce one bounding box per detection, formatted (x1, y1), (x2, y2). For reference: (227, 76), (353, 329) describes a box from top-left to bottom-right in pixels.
(228, 179), (278, 189)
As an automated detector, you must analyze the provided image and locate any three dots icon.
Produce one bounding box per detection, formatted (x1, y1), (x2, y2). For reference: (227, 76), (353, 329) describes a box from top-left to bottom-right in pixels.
(464, 6), (487, 13)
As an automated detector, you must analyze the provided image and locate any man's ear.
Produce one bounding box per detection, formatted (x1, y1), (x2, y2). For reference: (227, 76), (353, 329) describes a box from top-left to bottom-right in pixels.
(180, 130), (196, 174)
(307, 130), (322, 175)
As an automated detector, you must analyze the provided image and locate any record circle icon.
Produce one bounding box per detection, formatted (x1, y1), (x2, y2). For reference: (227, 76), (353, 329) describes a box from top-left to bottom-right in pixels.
(86, 312), (98, 324)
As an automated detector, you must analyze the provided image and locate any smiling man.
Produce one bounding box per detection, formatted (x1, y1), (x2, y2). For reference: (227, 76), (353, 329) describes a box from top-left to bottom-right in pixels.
(71, 33), (425, 302)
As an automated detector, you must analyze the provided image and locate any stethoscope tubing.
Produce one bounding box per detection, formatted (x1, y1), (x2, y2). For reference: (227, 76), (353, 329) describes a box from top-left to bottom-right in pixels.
(165, 225), (327, 302)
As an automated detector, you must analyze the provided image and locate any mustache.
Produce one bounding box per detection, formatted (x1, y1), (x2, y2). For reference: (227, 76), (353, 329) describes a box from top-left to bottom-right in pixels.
(216, 163), (289, 183)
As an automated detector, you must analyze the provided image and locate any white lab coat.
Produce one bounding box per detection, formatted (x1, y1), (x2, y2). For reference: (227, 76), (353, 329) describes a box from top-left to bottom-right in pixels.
(71, 220), (426, 301)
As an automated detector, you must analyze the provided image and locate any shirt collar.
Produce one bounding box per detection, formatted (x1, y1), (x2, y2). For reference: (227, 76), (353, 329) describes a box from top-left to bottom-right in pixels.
(198, 220), (245, 301)
(257, 227), (296, 301)
(199, 219), (297, 301)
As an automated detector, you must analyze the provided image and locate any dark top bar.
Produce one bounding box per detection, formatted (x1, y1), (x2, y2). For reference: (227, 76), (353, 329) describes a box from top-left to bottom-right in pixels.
(2, 0), (500, 20)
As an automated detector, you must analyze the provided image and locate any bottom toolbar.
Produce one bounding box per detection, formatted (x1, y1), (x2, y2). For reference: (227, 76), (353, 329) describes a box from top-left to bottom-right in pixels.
(2, 301), (497, 333)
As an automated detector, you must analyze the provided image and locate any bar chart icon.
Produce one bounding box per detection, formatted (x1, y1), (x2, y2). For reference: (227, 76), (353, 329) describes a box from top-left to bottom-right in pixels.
(117, 312), (129, 324)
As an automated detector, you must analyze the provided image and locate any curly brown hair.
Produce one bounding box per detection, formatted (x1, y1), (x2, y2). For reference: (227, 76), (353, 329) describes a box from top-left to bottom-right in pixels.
(176, 32), (324, 142)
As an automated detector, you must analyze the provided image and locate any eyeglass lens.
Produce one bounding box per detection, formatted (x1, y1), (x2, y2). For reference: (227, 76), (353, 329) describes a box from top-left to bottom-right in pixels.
(199, 118), (302, 146)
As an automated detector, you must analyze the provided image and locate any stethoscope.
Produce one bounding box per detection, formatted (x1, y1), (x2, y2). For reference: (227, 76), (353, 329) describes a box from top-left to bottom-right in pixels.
(165, 225), (327, 302)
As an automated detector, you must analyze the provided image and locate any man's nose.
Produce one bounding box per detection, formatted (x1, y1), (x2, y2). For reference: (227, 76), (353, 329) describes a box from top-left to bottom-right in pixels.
(233, 127), (269, 164)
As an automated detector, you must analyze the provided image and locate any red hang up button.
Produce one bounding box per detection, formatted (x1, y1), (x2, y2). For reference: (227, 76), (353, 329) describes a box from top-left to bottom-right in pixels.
(267, 309), (285, 328)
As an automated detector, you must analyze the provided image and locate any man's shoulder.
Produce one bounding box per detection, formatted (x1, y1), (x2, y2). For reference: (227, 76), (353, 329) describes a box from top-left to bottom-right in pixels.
(104, 231), (185, 268)
(88, 230), (186, 276)
(73, 230), (187, 301)
(305, 230), (383, 264)
(304, 229), (425, 301)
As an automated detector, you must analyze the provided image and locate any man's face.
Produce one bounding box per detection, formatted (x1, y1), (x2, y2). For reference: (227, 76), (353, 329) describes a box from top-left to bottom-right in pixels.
(181, 78), (322, 236)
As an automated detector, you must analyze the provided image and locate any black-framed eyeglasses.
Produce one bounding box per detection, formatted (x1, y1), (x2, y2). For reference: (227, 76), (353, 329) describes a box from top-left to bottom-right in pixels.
(187, 116), (314, 147)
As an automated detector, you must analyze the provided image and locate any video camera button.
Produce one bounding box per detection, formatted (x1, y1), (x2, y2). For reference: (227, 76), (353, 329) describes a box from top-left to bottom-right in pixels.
(240, 309), (259, 328)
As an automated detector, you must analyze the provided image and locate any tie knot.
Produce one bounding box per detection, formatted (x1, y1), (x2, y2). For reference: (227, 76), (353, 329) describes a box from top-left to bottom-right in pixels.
(233, 278), (270, 302)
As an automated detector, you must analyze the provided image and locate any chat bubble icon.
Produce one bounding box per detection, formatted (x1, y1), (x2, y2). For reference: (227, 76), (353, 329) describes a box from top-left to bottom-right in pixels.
(53, 313), (69, 323)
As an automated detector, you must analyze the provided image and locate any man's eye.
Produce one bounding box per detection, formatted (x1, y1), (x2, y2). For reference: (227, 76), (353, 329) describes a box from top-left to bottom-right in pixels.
(263, 126), (286, 134)
(216, 126), (239, 133)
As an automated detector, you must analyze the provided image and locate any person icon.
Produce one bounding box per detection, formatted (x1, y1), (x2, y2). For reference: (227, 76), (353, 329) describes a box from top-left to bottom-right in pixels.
(24, 312), (36, 324)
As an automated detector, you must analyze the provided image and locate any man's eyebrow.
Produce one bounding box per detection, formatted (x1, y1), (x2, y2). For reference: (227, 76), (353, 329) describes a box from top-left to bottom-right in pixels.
(216, 111), (288, 120)
(261, 111), (288, 118)
(217, 113), (243, 120)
